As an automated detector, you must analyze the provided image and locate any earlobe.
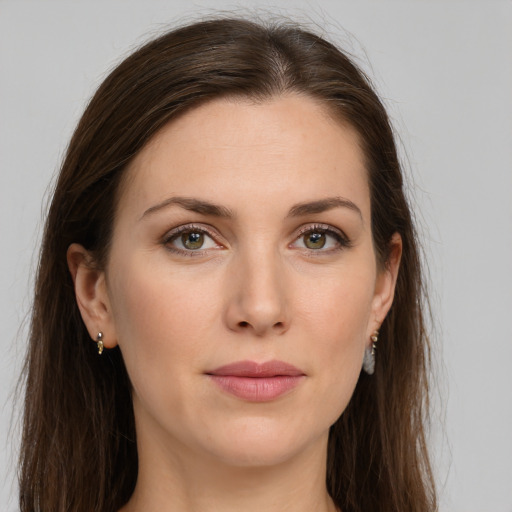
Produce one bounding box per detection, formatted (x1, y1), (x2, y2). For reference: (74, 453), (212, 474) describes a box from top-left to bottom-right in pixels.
(371, 233), (402, 331)
(67, 243), (117, 349)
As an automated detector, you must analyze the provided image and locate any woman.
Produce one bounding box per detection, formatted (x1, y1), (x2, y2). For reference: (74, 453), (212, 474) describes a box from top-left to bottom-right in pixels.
(19, 17), (436, 512)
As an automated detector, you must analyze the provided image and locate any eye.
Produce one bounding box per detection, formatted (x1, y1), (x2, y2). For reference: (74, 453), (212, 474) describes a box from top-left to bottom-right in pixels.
(303, 231), (328, 250)
(291, 224), (350, 253)
(163, 225), (221, 255)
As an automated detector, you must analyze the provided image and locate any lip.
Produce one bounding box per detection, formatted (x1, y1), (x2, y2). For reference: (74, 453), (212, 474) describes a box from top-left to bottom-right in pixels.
(206, 360), (305, 402)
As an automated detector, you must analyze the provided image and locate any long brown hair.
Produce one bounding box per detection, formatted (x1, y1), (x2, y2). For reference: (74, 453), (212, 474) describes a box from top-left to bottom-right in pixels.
(19, 17), (436, 512)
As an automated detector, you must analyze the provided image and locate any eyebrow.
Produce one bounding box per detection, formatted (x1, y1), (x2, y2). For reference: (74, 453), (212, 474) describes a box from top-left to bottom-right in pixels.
(286, 197), (362, 220)
(141, 195), (362, 220)
(141, 196), (235, 219)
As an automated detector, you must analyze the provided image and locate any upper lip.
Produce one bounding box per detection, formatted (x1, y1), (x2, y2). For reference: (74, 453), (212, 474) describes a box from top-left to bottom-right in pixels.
(207, 360), (305, 377)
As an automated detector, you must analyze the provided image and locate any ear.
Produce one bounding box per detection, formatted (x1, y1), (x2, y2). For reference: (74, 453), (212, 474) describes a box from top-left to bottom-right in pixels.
(67, 243), (118, 349)
(369, 232), (402, 337)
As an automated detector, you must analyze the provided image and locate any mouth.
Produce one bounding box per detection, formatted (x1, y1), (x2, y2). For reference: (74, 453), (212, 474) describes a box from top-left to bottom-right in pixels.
(206, 360), (306, 402)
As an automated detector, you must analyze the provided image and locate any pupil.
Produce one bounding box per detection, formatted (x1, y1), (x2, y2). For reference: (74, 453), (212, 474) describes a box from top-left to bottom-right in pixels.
(182, 232), (204, 249)
(305, 232), (326, 249)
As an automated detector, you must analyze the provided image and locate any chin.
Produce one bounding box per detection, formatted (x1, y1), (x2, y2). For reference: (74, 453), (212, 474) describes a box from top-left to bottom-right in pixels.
(214, 442), (306, 469)
(199, 416), (327, 469)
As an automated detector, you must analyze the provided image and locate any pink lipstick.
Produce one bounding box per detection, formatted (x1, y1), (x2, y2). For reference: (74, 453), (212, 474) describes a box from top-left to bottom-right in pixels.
(206, 360), (305, 402)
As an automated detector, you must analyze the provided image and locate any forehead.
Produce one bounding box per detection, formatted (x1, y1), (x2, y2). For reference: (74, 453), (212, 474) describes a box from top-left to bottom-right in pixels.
(119, 94), (370, 220)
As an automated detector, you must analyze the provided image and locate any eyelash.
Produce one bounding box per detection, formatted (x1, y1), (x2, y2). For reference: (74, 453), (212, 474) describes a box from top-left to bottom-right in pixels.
(162, 224), (220, 257)
(294, 223), (352, 255)
(162, 223), (352, 257)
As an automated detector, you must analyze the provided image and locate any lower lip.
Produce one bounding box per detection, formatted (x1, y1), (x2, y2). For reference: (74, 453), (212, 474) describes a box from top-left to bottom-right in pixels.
(208, 375), (304, 402)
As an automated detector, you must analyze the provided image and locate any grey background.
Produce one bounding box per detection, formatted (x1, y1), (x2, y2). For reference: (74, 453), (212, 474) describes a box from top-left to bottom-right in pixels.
(1, 1), (511, 511)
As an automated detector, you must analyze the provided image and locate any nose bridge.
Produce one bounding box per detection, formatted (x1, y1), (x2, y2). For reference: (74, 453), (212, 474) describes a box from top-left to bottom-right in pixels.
(226, 241), (288, 336)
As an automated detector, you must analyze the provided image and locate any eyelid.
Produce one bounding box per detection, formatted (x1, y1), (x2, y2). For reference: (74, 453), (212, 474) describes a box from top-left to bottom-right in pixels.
(295, 223), (347, 240)
(291, 223), (352, 252)
(163, 223), (220, 241)
(162, 223), (225, 256)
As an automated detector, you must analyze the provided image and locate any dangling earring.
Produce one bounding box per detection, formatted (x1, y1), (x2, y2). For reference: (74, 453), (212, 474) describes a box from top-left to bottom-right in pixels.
(96, 332), (104, 355)
(362, 330), (379, 375)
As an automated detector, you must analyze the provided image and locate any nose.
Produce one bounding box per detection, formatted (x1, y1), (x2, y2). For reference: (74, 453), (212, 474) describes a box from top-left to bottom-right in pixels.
(224, 248), (289, 337)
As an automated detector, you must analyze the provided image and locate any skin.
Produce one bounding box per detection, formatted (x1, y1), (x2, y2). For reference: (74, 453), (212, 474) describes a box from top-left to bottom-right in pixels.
(68, 94), (401, 512)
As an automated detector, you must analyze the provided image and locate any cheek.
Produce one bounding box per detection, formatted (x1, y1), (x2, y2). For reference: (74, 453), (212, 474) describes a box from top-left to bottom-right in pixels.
(297, 264), (375, 348)
(296, 268), (375, 416)
(106, 254), (223, 389)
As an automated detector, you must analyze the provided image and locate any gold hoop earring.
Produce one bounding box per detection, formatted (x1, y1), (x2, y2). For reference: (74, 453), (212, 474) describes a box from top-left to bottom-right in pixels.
(96, 332), (104, 355)
(362, 330), (379, 375)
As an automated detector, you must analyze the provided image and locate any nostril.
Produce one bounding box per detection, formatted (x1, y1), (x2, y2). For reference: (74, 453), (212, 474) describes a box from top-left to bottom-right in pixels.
(234, 320), (287, 333)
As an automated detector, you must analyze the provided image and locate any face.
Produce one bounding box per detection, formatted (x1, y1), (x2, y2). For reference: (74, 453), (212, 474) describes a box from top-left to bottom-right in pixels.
(75, 95), (399, 469)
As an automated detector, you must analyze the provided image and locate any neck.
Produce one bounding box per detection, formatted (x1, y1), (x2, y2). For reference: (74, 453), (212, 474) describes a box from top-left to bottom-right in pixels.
(121, 427), (338, 512)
